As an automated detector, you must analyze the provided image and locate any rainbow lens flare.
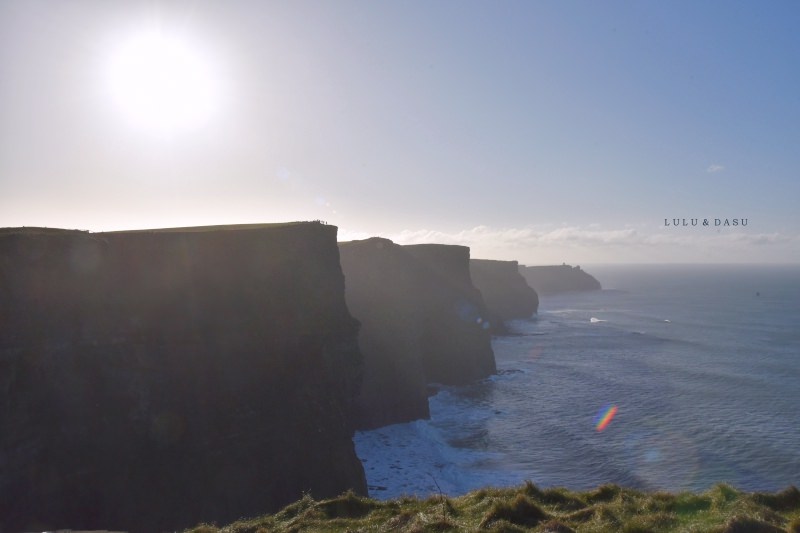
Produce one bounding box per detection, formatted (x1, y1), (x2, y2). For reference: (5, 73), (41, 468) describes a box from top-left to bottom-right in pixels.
(595, 405), (618, 432)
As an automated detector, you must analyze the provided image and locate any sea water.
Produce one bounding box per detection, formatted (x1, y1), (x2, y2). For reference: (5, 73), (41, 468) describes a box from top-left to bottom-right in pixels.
(354, 264), (800, 499)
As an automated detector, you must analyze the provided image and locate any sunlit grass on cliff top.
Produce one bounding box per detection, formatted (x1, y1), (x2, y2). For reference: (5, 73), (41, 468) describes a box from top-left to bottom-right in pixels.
(185, 482), (800, 533)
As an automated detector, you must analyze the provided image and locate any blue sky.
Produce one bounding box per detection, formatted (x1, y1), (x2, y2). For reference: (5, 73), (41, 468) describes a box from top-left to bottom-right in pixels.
(1, 1), (798, 263)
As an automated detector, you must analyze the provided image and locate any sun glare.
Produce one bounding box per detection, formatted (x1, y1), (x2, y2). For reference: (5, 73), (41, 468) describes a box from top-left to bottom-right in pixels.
(107, 30), (218, 136)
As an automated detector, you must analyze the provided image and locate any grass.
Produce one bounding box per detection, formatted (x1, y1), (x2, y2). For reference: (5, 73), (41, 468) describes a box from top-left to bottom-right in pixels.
(184, 483), (800, 532)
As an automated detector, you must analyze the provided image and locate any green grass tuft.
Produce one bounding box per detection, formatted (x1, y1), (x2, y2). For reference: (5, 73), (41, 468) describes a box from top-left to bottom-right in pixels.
(751, 485), (800, 512)
(586, 483), (623, 503)
(479, 493), (549, 528)
(672, 492), (712, 515)
(710, 484), (742, 508)
(538, 487), (587, 511)
(274, 493), (316, 520)
(538, 518), (576, 532)
(717, 515), (785, 532)
(316, 490), (378, 519)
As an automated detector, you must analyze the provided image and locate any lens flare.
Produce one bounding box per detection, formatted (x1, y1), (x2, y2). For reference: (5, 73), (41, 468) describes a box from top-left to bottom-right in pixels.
(595, 404), (618, 432)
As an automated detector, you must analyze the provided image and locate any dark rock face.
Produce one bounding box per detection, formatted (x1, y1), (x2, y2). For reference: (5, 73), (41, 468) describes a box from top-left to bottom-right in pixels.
(470, 259), (539, 331)
(519, 264), (602, 295)
(0, 223), (366, 533)
(339, 239), (495, 430)
(401, 245), (496, 386)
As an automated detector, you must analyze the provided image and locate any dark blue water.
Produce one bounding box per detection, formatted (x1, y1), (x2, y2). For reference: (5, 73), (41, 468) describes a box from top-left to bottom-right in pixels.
(355, 264), (800, 498)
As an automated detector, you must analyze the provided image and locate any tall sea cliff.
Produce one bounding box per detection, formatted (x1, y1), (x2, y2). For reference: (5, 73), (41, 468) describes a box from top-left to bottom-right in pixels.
(402, 244), (496, 385)
(0, 223), (366, 533)
(469, 259), (539, 332)
(339, 239), (495, 430)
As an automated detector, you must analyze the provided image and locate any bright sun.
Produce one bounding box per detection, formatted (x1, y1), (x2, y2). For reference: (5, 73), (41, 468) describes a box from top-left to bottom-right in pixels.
(107, 31), (218, 136)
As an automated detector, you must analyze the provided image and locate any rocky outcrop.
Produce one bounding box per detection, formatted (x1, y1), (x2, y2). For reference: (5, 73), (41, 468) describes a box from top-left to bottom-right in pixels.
(339, 239), (494, 429)
(469, 259), (539, 331)
(0, 223), (366, 533)
(519, 264), (602, 295)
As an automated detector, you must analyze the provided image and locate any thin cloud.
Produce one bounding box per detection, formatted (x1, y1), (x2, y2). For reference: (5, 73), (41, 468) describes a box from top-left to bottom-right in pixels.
(392, 225), (640, 249)
(643, 232), (792, 247)
(707, 164), (725, 173)
(382, 225), (799, 264)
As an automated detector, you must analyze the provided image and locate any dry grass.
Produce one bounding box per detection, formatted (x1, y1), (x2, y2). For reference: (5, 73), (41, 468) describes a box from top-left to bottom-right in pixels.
(183, 482), (800, 532)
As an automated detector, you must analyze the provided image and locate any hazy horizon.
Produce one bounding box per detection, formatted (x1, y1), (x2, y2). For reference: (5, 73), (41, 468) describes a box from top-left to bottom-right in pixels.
(2, 1), (799, 264)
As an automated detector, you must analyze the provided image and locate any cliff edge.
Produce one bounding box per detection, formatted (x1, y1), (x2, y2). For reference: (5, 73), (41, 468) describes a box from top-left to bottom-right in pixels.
(0, 223), (366, 533)
(519, 264), (602, 295)
(339, 239), (495, 429)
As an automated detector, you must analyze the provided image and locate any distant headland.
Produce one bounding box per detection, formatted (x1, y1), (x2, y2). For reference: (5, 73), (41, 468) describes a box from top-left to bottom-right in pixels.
(519, 264), (602, 295)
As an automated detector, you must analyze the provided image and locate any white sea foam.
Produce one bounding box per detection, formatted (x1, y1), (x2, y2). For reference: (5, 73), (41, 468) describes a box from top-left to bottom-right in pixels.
(354, 420), (447, 499)
(354, 409), (521, 499)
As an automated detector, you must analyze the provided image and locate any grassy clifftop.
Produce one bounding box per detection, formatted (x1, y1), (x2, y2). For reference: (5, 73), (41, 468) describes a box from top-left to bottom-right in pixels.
(185, 482), (800, 533)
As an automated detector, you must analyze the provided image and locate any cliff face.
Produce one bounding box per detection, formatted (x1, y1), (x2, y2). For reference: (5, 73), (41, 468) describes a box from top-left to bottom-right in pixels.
(0, 223), (366, 533)
(469, 259), (539, 330)
(401, 244), (496, 386)
(519, 264), (602, 295)
(339, 239), (495, 429)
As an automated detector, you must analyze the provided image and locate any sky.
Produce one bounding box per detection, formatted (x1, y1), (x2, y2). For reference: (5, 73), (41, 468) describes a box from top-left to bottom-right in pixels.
(1, 1), (799, 264)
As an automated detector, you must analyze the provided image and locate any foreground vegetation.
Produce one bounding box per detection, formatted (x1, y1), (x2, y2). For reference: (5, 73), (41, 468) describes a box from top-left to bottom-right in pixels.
(185, 482), (800, 532)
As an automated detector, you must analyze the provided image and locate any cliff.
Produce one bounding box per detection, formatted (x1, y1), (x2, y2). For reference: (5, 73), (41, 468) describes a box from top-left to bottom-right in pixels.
(469, 259), (539, 331)
(519, 264), (602, 295)
(0, 223), (366, 533)
(339, 239), (495, 429)
(401, 244), (496, 385)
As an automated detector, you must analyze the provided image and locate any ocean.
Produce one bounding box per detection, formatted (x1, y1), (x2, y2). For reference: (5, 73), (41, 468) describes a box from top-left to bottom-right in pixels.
(354, 264), (800, 499)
